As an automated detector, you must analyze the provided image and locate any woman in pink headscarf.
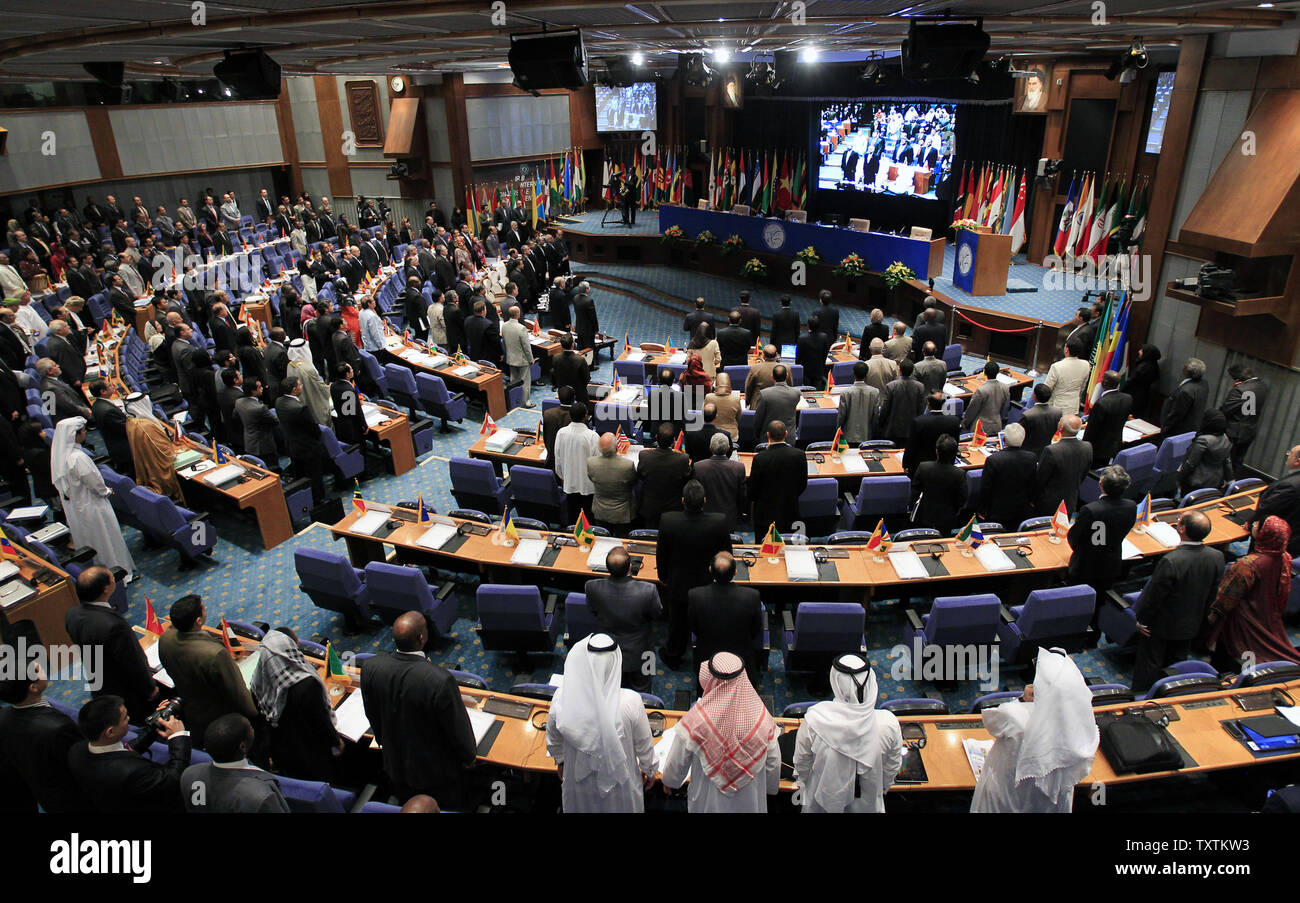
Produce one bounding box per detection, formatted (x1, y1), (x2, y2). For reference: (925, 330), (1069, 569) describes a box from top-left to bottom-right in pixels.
(1206, 515), (1299, 666)
(661, 652), (781, 812)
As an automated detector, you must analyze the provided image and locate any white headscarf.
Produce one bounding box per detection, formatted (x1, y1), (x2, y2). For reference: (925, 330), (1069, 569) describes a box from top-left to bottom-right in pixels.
(802, 654), (881, 812)
(124, 391), (159, 423)
(50, 416), (87, 500)
(287, 338), (311, 365)
(549, 633), (628, 795)
(1014, 648), (1098, 802)
(250, 630), (337, 728)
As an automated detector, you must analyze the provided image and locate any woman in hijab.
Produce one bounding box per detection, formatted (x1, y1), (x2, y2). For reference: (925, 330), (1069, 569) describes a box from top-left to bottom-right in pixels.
(452, 233), (472, 273)
(250, 627), (342, 781)
(1124, 343), (1162, 420)
(1206, 516), (1298, 667)
(124, 394), (184, 503)
(970, 649), (1098, 813)
(236, 326), (268, 388)
(545, 633), (656, 813)
(338, 297), (361, 347)
(704, 371), (741, 441)
(51, 417), (137, 578)
(687, 322), (721, 378)
(678, 352), (712, 392)
(1178, 409), (1233, 495)
(793, 655), (904, 813)
(286, 337), (332, 425)
(662, 651), (781, 812)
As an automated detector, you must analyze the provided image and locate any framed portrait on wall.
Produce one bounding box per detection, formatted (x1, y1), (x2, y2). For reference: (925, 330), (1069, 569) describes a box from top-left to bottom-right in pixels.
(721, 72), (743, 109)
(1014, 65), (1049, 114)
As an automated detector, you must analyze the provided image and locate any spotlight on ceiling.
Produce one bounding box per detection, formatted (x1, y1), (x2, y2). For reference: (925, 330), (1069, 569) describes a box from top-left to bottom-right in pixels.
(798, 46), (820, 63)
(745, 60), (780, 90)
(1105, 38), (1148, 81)
(631, 50), (645, 65)
(713, 46), (732, 64)
(680, 51), (715, 86)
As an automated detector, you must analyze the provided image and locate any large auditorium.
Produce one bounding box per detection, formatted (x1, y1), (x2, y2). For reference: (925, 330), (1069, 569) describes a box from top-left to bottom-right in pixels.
(2, 0), (1300, 870)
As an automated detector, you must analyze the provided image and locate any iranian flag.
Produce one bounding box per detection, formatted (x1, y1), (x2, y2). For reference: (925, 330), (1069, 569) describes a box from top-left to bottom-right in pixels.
(1007, 171), (1028, 255)
(735, 150), (747, 209)
(1052, 174), (1078, 259)
(1084, 177), (1112, 264)
(985, 168), (1005, 228)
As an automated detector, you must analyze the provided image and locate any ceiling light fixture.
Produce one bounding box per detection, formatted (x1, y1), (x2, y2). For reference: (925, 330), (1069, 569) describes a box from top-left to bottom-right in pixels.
(631, 51), (645, 65)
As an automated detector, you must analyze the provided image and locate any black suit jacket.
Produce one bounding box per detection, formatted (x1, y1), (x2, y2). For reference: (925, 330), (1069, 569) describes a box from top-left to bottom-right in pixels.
(688, 583), (763, 671)
(433, 257), (457, 293)
(1160, 377), (1208, 440)
(1020, 403), (1062, 456)
(583, 575), (662, 675)
(684, 422), (724, 464)
(769, 308), (801, 349)
(1133, 543), (1225, 640)
(748, 442), (808, 534)
(912, 323), (947, 360)
(904, 411), (961, 474)
(571, 294), (599, 346)
(1067, 495), (1137, 591)
(816, 304), (840, 341)
(977, 447), (1039, 533)
(1083, 390), (1133, 467)
(657, 511), (733, 606)
(67, 732), (191, 814)
(796, 331), (830, 390)
(0, 703), (84, 813)
(465, 314), (502, 367)
(276, 395), (326, 459)
(1253, 471), (1300, 557)
(637, 448), (693, 527)
(737, 305), (762, 341)
(65, 602), (157, 722)
(716, 325), (753, 368)
(46, 333), (85, 386)
(360, 652), (476, 807)
(1037, 437), (1094, 515)
(912, 460), (968, 534)
(541, 406), (570, 471)
(683, 309), (716, 341)
(208, 315), (238, 353)
(330, 379), (368, 445)
(0, 324), (28, 370)
(550, 351), (590, 406)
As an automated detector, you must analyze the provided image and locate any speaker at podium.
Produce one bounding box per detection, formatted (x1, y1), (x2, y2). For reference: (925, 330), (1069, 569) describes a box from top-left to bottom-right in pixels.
(952, 227), (1012, 296)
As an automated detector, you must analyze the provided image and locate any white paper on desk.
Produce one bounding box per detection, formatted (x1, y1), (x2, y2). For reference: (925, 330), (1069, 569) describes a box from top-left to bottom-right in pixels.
(547, 673), (565, 689)
(625, 351), (645, 362)
(795, 397), (809, 410)
(974, 542), (1015, 572)
(1122, 538), (1142, 560)
(587, 537), (622, 570)
(654, 726), (679, 774)
(995, 372), (1017, 387)
(510, 538), (548, 566)
(1122, 427), (1143, 444)
(5, 505), (48, 521)
(610, 387), (641, 405)
(537, 448), (548, 462)
(1146, 521), (1181, 549)
(351, 510), (390, 536)
(0, 561), (18, 583)
(465, 707), (498, 745)
(201, 464), (244, 486)
(428, 355), (450, 369)
(362, 402), (390, 426)
(454, 365), (479, 377)
(830, 385), (849, 395)
(484, 428), (518, 452)
(398, 348), (421, 361)
(785, 549), (820, 581)
(888, 549), (929, 580)
(942, 382), (962, 397)
(840, 453), (868, 474)
(144, 644), (175, 689)
(667, 352), (686, 365)
(334, 690), (371, 743)
(416, 522), (458, 550)
(622, 446), (641, 467)
(1277, 706), (1300, 729)
(1128, 418), (1158, 434)
(964, 738), (994, 779)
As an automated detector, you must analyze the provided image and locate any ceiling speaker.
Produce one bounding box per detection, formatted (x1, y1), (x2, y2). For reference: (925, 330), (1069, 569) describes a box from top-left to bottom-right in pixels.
(83, 62), (125, 87)
(508, 30), (588, 92)
(901, 19), (990, 81)
(214, 49), (281, 99)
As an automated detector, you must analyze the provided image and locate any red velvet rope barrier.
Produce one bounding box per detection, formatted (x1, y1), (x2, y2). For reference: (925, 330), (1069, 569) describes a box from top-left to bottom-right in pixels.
(952, 307), (1041, 334)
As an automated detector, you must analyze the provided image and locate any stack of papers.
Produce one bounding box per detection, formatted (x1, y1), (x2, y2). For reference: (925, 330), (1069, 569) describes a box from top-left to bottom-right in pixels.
(784, 549), (819, 581)
(334, 690), (370, 742)
(667, 352), (687, 365)
(362, 402), (390, 427)
(625, 351), (645, 362)
(1122, 538), (1142, 560)
(0, 561), (20, 583)
(201, 464), (244, 486)
(510, 538), (548, 566)
(484, 428), (518, 452)
(415, 522), (458, 550)
(840, 453), (868, 474)
(942, 382), (963, 397)
(144, 644), (175, 689)
(974, 542), (1015, 572)
(465, 707), (498, 746)
(453, 365), (479, 377)
(586, 538), (622, 570)
(1146, 521), (1181, 548)
(610, 387), (641, 405)
(995, 372), (1018, 387)
(888, 549), (929, 580)
(352, 510), (391, 536)
(5, 505), (48, 521)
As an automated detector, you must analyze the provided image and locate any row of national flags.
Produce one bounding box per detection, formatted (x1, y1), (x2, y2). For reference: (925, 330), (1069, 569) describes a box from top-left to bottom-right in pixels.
(952, 162), (1029, 255)
(1083, 288), (1133, 413)
(707, 147), (808, 215)
(464, 149), (588, 236)
(1050, 172), (1149, 265)
(601, 145), (693, 209)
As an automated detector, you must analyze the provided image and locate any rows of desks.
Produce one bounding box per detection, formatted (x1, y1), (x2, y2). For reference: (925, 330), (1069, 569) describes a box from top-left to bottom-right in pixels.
(133, 619), (1300, 795)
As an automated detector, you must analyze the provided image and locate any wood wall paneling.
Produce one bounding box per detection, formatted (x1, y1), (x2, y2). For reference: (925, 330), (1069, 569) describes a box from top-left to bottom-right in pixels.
(84, 108), (123, 181)
(313, 74), (353, 199)
(274, 78), (303, 199)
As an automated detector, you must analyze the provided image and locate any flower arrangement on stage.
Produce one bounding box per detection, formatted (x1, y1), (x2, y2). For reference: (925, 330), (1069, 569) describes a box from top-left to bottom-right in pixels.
(833, 252), (869, 278)
(951, 218), (980, 234)
(883, 261), (916, 288)
(720, 234), (745, 255)
(795, 246), (822, 266)
(661, 225), (686, 244)
(740, 257), (768, 279)
(694, 229), (717, 247)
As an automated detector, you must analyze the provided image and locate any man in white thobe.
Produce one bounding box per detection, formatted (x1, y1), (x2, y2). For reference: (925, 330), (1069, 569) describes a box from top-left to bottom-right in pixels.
(546, 633), (656, 813)
(50, 417), (137, 579)
(970, 648), (1099, 813)
(793, 655), (904, 813)
(662, 651), (781, 813)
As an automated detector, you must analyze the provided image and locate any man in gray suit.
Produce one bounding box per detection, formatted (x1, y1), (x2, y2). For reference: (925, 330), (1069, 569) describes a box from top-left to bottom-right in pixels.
(878, 358), (927, 446)
(44, 319), (86, 387)
(883, 321), (912, 363)
(693, 432), (746, 533)
(36, 358), (90, 422)
(501, 304), (535, 409)
(863, 338), (899, 396)
(753, 364), (800, 444)
(587, 432), (637, 534)
(837, 361), (880, 444)
(913, 341), (947, 397)
(235, 379), (280, 468)
(744, 345), (780, 407)
(1020, 382), (1062, 456)
(584, 546), (662, 692)
(182, 714), (290, 813)
(961, 360), (1010, 436)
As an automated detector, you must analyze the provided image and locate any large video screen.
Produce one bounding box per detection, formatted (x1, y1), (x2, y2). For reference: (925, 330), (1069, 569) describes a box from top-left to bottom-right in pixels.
(595, 82), (657, 132)
(817, 101), (956, 200)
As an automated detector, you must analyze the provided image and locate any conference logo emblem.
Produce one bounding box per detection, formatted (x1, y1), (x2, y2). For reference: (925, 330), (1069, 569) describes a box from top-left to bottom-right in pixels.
(957, 243), (973, 277)
(761, 221), (787, 253)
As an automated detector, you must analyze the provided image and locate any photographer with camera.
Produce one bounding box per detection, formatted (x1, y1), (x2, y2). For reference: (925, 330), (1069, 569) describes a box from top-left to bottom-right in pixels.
(67, 694), (191, 813)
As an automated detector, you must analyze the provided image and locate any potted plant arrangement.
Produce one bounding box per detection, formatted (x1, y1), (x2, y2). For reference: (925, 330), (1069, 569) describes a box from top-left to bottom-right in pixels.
(740, 256), (768, 282)
(795, 245), (823, 267)
(720, 234), (745, 256)
(661, 224), (686, 245)
(950, 218), (980, 239)
(833, 252), (869, 293)
(694, 229), (718, 249)
(882, 260), (917, 312)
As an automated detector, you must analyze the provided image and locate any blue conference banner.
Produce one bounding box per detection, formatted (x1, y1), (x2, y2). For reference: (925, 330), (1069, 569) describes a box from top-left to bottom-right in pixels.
(657, 205), (936, 279)
(952, 228), (980, 293)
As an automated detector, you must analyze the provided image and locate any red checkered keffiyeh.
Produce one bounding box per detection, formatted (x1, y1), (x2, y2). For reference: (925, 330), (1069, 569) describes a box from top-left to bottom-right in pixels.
(676, 652), (776, 794)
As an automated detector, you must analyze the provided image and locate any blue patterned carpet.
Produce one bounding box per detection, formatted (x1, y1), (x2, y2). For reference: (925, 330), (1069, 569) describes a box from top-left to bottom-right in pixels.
(46, 257), (1286, 721)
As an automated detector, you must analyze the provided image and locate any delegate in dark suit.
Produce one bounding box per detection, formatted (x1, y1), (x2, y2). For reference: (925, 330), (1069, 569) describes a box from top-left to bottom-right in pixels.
(571, 292), (599, 351)
(753, 383), (800, 443)
(0, 702), (84, 813)
(737, 304), (762, 342)
(181, 761), (290, 813)
(1037, 436), (1093, 515)
(64, 604), (157, 723)
(550, 349), (590, 406)
(636, 447), (692, 528)
(748, 441), (808, 534)
(693, 454), (747, 533)
(1019, 401), (1061, 456)
(1131, 540), (1225, 693)
(912, 459), (968, 534)
(1083, 389), (1133, 467)
(688, 582), (763, 680)
(1066, 494), (1137, 593)
(903, 410), (960, 475)
(657, 509), (732, 660)
(330, 378), (368, 445)
(715, 324), (753, 369)
(91, 396), (132, 472)
(277, 394), (330, 496)
(67, 728), (191, 814)
(684, 308), (716, 340)
(769, 306), (801, 349)
(541, 404), (571, 471)
(977, 446), (1039, 533)
(796, 330), (829, 390)
(465, 313), (502, 368)
(45, 333), (85, 386)
(360, 651), (477, 808)
(1160, 376), (1208, 439)
(878, 376), (927, 444)
(583, 574), (662, 689)
(1252, 469), (1300, 557)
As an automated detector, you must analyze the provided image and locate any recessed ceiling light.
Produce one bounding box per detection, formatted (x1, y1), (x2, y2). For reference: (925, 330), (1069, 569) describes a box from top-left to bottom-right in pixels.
(713, 47), (731, 63)
(631, 51), (645, 65)
(799, 46), (820, 63)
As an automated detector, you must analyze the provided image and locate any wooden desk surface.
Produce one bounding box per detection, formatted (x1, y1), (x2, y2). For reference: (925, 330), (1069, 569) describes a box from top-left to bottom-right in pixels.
(5, 542), (79, 648)
(364, 403), (416, 476)
(381, 337), (508, 420)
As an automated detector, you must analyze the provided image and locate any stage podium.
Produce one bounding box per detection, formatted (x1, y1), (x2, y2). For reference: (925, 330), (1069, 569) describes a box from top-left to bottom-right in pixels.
(953, 228), (1012, 296)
